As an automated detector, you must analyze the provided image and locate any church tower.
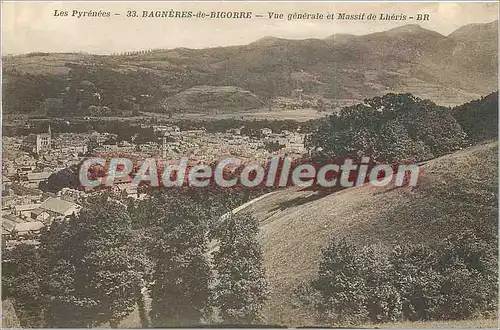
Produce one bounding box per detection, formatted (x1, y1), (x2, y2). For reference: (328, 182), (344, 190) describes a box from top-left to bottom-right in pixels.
(35, 124), (52, 154)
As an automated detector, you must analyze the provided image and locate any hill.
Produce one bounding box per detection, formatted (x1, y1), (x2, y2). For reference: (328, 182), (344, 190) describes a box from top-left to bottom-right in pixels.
(235, 141), (498, 326)
(165, 85), (264, 113)
(2, 21), (497, 115)
(448, 20), (498, 43)
(452, 91), (498, 143)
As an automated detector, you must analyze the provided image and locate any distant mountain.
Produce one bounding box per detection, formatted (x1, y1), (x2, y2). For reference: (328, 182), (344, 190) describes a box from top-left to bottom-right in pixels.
(448, 20), (498, 43)
(2, 21), (498, 115)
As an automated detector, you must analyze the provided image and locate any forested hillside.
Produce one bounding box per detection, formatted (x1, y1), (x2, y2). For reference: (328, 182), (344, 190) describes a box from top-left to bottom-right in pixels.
(2, 21), (497, 115)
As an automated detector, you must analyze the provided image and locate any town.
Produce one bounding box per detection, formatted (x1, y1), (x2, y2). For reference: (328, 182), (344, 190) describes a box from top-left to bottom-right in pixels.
(1, 120), (307, 246)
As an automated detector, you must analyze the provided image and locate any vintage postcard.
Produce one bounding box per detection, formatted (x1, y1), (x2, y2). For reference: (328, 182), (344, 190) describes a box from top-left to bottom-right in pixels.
(1, 1), (498, 328)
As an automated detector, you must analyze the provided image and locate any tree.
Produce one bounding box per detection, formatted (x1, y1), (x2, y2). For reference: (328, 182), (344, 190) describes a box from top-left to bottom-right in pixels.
(388, 244), (442, 321)
(306, 226), (498, 325)
(41, 163), (82, 192)
(307, 93), (468, 163)
(359, 247), (402, 323)
(212, 213), (269, 325)
(39, 194), (144, 327)
(85, 105), (113, 117)
(2, 244), (46, 327)
(452, 91), (498, 143)
(263, 141), (285, 153)
(134, 126), (157, 144)
(312, 238), (367, 325)
(147, 193), (212, 327)
(42, 98), (64, 117)
(435, 230), (498, 319)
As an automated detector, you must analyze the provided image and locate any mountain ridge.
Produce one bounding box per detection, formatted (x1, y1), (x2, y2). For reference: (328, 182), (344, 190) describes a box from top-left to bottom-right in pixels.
(2, 21), (497, 114)
(3, 21), (497, 58)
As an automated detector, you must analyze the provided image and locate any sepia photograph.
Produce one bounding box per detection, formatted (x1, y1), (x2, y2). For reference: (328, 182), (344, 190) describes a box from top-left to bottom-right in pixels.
(1, 1), (498, 328)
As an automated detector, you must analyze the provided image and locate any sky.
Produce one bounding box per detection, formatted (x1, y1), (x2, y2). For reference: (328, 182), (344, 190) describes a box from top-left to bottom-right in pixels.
(2, 1), (498, 55)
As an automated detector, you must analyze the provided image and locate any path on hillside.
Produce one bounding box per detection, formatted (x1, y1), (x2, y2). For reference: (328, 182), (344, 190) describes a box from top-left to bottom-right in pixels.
(208, 190), (279, 254)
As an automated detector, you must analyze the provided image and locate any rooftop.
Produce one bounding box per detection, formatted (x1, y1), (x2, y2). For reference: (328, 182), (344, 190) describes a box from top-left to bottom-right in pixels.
(15, 221), (45, 233)
(27, 172), (52, 181)
(14, 203), (42, 212)
(40, 197), (77, 215)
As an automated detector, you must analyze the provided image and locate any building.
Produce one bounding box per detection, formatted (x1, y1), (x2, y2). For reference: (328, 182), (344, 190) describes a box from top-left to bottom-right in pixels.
(14, 203), (42, 218)
(87, 132), (109, 152)
(13, 221), (45, 239)
(33, 197), (79, 223)
(23, 125), (52, 155)
(112, 176), (138, 197)
(57, 187), (86, 203)
(161, 128), (181, 159)
(154, 125), (180, 135)
(1, 213), (46, 241)
(261, 128), (273, 136)
(21, 172), (52, 188)
(57, 144), (88, 155)
(15, 157), (37, 175)
(2, 175), (12, 194)
(2, 213), (25, 237)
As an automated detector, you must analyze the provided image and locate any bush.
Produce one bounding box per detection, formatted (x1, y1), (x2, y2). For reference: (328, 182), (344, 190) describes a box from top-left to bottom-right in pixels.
(312, 239), (368, 325)
(360, 247), (402, 323)
(435, 230), (498, 319)
(304, 230), (497, 325)
(388, 244), (443, 321)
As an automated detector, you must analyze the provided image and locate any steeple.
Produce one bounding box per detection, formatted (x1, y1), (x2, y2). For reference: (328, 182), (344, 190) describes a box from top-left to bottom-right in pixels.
(48, 124), (52, 136)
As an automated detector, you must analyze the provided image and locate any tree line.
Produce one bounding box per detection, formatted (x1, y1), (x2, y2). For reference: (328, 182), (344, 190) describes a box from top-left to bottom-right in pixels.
(296, 230), (497, 325)
(3, 117), (316, 138)
(307, 92), (498, 163)
(2, 192), (269, 328)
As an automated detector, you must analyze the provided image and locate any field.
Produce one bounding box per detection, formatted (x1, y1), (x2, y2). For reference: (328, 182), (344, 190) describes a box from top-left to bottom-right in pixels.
(173, 107), (332, 122)
(3, 107), (331, 126)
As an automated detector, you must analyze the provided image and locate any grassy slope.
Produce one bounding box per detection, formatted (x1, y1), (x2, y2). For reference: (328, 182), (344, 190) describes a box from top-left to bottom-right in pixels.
(1, 299), (22, 328)
(116, 141), (497, 328)
(236, 141), (498, 326)
(363, 318), (498, 328)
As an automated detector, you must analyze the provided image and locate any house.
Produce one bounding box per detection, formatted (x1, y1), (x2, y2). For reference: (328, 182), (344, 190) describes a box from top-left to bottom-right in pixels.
(2, 196), (17, 209)
(34, 197), (79, 223)
(2, 175), (12, 194)
(57, 187), (85, 203)
(112, 176), (138, 197)
(40, 197), (78, 216)
(23, 172), (52, 188)
(2, 213), (25, 236)
(13, 221), (45, 239)
(58, 144), (88, 155)
(14, 203), (42, 218)
(31, 208), (49, 222)
(2, 212), (45, 241)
